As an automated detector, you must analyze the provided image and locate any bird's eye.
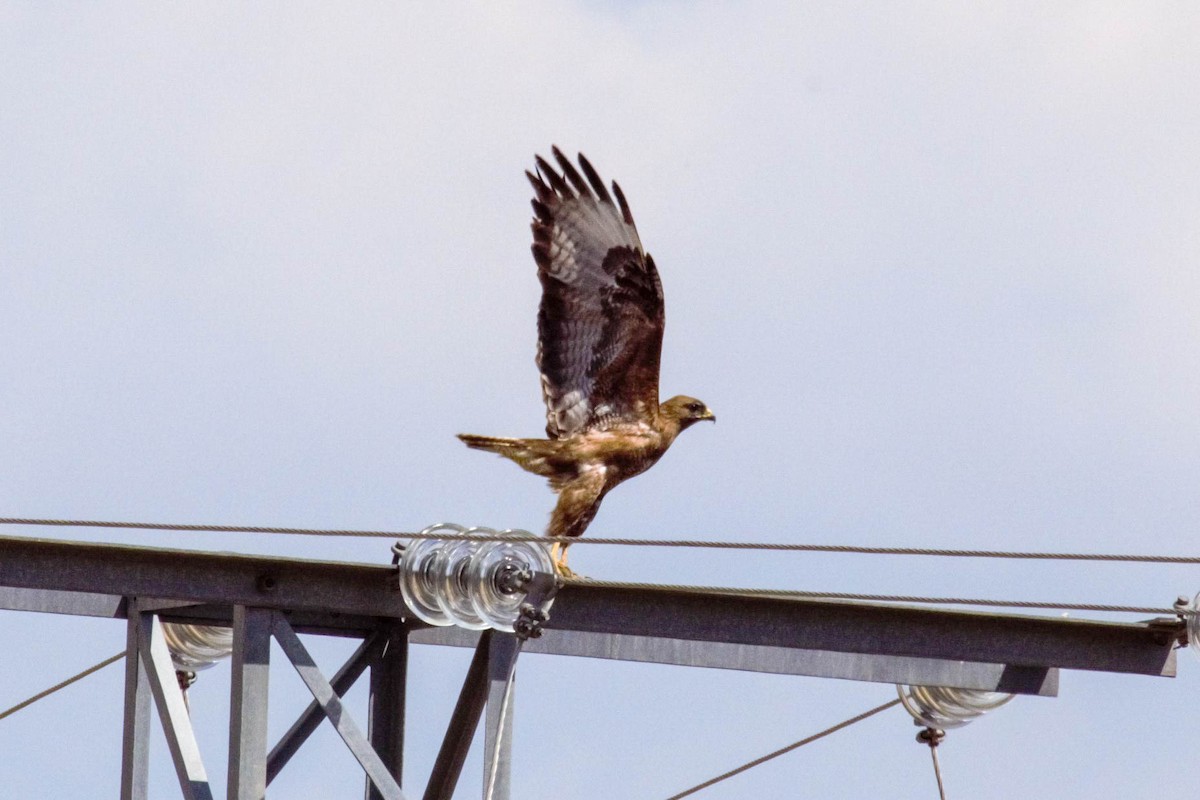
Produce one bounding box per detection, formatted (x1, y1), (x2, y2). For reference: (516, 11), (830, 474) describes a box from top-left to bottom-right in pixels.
(687, 402), (703, 413)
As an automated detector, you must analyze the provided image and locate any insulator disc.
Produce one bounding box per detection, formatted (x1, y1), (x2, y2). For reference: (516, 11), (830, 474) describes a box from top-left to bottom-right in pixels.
(434, 534), (491, 630)
(398, 527), (461, 626)
(162, 623), (234, 672)
(1189, 591), (1200, 657)
(897, 684), (1013, 730)
(469, 529), (555, 633)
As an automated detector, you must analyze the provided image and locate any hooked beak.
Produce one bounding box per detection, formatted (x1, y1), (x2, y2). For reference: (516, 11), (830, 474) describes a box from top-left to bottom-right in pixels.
(700, 408), (716, 423)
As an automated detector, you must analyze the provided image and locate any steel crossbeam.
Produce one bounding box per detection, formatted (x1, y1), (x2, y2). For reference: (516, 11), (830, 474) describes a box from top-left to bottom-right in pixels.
(0, 532), (1187, 800)
(0, 534), (1179, 684)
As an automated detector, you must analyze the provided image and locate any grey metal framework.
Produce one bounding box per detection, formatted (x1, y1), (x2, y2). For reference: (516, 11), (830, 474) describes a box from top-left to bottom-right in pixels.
(0, 533), (1184, 799)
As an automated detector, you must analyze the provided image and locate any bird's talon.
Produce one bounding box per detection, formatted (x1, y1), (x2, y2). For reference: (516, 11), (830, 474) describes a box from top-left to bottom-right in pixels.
(549, 541), (579, 578)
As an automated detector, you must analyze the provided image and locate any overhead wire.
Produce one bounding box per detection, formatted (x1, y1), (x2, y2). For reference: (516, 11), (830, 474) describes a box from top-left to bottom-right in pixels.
(0, 651), (125, 722)
(915, 728), (950, 799)
(929, 740), (948, 800)
(663, 698), (903, 799)
(4, 515), (1195, 623)
(2, 516), (1193, 618)
(3, 516), (1200, 565)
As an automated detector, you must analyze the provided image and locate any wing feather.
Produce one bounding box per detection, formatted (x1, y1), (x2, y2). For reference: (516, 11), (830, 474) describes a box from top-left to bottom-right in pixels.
(530, 149), (664, 438)
(577, 154), (613, 204)
(552, 146), (594, 199)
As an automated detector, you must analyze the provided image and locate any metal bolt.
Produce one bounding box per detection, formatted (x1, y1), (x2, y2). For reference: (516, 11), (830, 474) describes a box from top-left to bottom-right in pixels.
(495, 563), (532, 595)
(917, 727), (945, 747)
(513, 603), (549, 640)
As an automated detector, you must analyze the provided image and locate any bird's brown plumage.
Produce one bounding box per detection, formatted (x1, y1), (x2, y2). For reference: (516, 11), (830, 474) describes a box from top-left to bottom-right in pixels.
(458, 148), (714, 560)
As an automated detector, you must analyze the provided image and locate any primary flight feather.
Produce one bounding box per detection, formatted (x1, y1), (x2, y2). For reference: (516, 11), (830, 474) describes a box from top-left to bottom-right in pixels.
(458, 148), (714, 571)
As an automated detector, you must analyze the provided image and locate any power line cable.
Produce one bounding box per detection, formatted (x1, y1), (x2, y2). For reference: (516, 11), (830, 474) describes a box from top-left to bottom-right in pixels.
(2, 516), (1192, 616)
(930, 744), (947, 800)
(3, 516), (1200, 565)
(0, 651), (125, 722)
(663, 698), (902, 799)
(917, 728), (949, 800)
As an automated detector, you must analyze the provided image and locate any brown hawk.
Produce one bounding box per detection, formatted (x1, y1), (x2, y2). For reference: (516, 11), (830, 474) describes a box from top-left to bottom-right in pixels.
(458, 148), (714, 571)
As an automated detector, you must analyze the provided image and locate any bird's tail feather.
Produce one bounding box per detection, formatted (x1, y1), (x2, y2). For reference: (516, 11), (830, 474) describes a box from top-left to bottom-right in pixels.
(457, 434), (523, 453)
(457, 433), (558, 478)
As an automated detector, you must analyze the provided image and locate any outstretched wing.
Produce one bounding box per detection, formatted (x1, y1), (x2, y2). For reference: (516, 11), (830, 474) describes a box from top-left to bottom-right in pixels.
(529, 147), (665, 439)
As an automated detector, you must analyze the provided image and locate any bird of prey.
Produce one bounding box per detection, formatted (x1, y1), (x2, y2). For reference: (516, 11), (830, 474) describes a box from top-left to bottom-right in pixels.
(458, 148), (715, 572)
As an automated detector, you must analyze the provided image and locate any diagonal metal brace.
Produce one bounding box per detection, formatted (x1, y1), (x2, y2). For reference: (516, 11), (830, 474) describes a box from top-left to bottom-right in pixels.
(271, 614), (408, 800)
(138, 610), (215, 800)
(423, 630), (494, 800)
(266, 630), (387, 785)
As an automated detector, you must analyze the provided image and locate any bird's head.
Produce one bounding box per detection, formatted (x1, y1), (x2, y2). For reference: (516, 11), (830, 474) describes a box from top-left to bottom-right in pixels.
(661, 395), (716, 431)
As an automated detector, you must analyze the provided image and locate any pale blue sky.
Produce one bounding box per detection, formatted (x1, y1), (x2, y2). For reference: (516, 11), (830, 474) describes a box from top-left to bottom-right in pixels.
(2, 3), (1199, 797)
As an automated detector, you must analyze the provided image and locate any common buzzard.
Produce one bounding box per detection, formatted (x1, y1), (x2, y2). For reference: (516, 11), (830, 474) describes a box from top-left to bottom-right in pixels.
(459, 148), (714, 571)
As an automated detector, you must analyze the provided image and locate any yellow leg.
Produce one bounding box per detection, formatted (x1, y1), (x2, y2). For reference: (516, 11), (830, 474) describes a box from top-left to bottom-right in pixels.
(549, 540), (578, 578)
